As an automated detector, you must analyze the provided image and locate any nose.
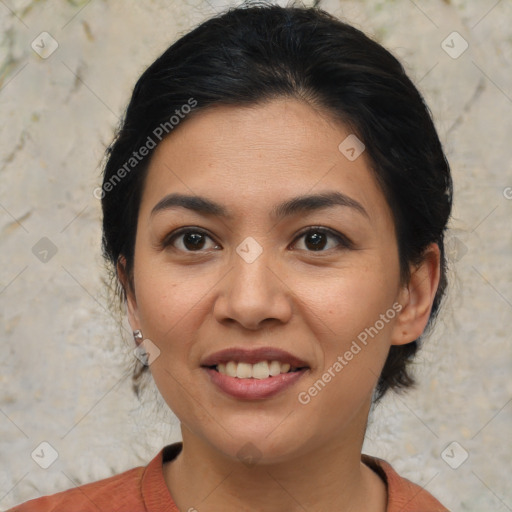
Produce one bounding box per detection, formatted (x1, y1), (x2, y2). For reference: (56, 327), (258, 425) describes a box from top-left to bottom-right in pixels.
(213, 245), (293, 331)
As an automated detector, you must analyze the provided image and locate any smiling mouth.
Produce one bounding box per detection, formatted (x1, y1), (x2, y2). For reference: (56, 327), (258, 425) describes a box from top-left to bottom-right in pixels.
(206, 360), (307, 379)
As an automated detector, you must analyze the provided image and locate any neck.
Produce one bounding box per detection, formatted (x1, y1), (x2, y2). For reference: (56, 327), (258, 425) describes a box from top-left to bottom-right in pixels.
(163, 412), (387, 511)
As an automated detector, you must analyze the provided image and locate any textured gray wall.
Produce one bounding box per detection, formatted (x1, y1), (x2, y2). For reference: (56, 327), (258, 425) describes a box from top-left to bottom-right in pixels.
(1, 0), (511, 510)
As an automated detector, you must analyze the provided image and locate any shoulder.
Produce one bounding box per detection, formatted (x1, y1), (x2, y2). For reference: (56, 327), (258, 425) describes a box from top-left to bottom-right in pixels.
(6, 465), (146, 512)
(6, 444), (181, 512)
(362, 455), (450, 512)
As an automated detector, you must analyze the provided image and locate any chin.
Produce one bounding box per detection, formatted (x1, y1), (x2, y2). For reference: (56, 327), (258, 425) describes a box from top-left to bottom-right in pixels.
(197, 421), (315, 467)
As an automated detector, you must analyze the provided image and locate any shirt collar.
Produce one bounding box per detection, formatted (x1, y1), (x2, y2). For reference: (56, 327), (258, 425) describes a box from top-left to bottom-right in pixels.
(141, 442), (183, 512)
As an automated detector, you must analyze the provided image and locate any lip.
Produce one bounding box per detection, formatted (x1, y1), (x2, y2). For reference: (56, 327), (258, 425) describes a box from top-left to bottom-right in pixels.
(203, 367), (308, 400)
(200, 347), (309, 368)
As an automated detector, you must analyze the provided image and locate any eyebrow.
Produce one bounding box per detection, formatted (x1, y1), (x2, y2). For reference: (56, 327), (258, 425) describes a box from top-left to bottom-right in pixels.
(150, 191), (369, 221)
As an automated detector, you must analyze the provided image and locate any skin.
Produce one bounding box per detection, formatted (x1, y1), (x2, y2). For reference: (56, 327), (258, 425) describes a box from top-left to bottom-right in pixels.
(119, 98), (440, 511)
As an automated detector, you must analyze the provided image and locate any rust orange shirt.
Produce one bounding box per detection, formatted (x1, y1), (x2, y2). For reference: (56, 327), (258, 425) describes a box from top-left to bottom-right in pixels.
(7, 443), (448, 511)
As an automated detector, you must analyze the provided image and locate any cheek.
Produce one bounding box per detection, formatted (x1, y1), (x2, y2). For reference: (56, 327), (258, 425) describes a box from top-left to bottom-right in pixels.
(132, 253), (225, 393)
(309, 261), (398, 333)
(292, 272), (398, 447)
(303, 262), (399, 388)
(132, 260), (211, 412)
(134, 254), (212, 333)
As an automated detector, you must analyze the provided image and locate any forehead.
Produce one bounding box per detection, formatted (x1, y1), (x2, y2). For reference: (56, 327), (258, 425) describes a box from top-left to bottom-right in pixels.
(139, 98), (392, 228)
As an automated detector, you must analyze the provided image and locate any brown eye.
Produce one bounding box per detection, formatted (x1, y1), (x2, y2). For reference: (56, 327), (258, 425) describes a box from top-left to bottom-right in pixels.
(292, 227), (353, 252)
(164, 228), (220, 252)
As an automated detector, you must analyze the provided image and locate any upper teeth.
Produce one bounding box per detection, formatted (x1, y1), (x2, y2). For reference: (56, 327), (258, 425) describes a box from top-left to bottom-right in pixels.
(217, 360), (295, 379)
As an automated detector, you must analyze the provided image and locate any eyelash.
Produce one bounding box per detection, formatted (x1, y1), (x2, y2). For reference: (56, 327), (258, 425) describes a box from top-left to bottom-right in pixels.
(162, 226), (353, 253)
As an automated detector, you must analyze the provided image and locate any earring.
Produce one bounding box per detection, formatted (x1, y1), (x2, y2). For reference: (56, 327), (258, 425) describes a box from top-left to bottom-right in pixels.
(133, 329), (143, 341)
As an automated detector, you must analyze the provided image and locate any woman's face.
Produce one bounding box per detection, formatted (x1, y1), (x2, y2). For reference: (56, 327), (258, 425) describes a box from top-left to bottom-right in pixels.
(125, 98), (413, 463)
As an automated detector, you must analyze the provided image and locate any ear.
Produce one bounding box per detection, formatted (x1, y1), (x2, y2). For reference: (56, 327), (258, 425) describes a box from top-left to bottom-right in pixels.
(391, 243), (441, 346)
(117, 255), (140, 333)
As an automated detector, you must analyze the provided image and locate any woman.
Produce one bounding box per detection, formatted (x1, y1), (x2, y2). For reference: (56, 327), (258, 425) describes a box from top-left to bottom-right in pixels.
(9, 2), (452, 510)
